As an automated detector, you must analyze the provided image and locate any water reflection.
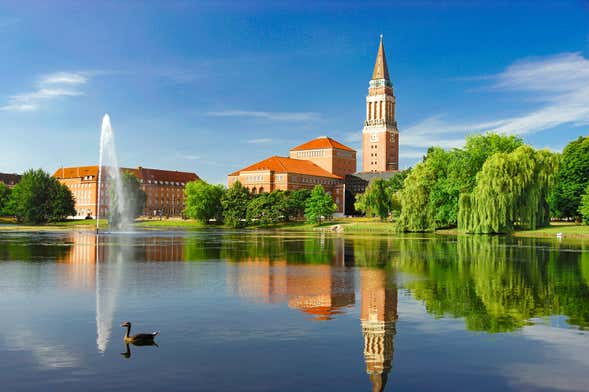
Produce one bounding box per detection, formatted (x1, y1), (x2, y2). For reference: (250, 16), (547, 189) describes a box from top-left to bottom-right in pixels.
(120, 341), (159, 359)
(360, 269), (397, 392)
(4, 230), (587, 391)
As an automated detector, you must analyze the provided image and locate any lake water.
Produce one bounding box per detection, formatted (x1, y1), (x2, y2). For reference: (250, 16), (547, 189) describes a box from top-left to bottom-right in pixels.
(0, 230), (588, 392)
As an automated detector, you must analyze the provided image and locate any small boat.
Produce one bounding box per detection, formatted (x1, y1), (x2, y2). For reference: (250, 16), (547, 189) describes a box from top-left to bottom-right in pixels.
(120, 321), (159, 344)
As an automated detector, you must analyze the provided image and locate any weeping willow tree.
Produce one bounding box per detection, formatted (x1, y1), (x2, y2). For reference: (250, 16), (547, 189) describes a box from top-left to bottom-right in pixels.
(458, 146), (560, 234)
(396, 155), (438, 232)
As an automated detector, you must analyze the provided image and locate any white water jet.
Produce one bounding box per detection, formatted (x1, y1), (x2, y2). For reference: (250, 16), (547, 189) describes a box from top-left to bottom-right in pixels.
(95, 114), (132, 353)
(97, 114), (132, 231)
(95, 236), (126, 353)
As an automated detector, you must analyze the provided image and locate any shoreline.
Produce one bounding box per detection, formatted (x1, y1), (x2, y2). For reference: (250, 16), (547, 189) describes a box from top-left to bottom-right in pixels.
(1, 217), (588, 239)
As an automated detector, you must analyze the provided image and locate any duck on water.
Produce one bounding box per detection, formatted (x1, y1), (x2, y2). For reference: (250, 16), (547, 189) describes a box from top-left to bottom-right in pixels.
(120, 321), (159, 344)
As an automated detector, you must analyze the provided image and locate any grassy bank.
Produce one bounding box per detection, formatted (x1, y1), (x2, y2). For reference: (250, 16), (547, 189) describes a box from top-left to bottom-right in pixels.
(512, 222), (589, 238)
(2, 216), (589, 239)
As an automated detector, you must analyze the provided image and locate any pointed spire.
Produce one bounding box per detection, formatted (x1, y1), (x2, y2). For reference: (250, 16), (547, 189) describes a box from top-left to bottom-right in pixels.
(371, 35), (390, 81)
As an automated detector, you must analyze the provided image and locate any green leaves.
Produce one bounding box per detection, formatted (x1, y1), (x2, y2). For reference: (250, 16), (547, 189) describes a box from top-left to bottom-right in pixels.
(397, 133), (524, 232)
(549, 136), (589, 219)
(183, 180), (225, 224)
(355, 172), (408, 221)
(6, 169), (76, 224)
(222, 182), (251, 228)
(304, 185), (336, 224)
(0, 183), (10, 216)
(459, 146), (559, 233)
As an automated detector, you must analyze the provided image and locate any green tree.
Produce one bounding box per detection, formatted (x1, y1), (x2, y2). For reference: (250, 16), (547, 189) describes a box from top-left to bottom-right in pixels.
(6, 169), (76, 224)
(355, 178), (392, 220)
(578, 184), (589, 224)
(304, 185), (337, 224)
(0, 183), (10, 216)
(459, 146), (559, 233)
(355, 171), (409, 219)
(549, 136), (589, 219)
(184, 180), (225, 224)
(50, 182), (76, 222)
(282, 189), (311, 221)
(222, 182), (251, 228)
(246, 191), (285, 226)
(397, 133), (523, 231)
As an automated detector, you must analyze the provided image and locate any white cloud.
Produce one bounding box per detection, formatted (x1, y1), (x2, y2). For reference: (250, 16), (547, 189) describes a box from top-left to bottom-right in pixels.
(399, 52), (589, 156)
(506, 323), (589, 392)
(40, 72), (87, 85)
(0, 72), (88, 112)
(207, 110), (320, 121)
(247, 138), (273, 144)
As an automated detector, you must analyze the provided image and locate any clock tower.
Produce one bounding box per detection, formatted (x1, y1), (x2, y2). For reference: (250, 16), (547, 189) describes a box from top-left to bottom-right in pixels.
(362, 36), (399, 172)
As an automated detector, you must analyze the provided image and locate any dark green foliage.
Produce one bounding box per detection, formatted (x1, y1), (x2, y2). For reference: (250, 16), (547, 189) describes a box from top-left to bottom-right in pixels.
(304, 185), (337, 224)
(282, 189), (311, 221)
(0, 183), (10, 216)
(458, 146), (559, 233)
(355, 171), (409, 220)
(549, 136), (589, 219)
(246, 191), (286, 226)
(6, 169), (76, 224)
(222, 182), (251, 228)
(355, 179), (392, 220)
(184, 180), (225, 224)
(578, 184), (589, 224)
(397, 133), (523, 231)
(51, 182), (77, 222)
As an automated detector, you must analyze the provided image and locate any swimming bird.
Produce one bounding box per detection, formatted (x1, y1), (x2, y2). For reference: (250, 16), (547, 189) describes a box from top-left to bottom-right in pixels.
(120, 321), (159, 343)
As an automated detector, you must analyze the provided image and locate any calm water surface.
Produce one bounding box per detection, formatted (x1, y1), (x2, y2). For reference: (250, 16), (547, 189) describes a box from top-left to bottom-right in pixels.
(0, 230), (588, 392)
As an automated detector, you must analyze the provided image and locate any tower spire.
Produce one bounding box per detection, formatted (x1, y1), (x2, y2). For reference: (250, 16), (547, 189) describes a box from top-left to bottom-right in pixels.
(371, 35), (390, 81)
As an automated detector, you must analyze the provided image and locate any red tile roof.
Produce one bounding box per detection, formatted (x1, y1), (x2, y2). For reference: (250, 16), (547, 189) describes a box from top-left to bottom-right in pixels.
(53, 166), (199, 183)
(290, 136), (355, 152)
(229, 156), (342, 179)
(0, 172), (21, 186)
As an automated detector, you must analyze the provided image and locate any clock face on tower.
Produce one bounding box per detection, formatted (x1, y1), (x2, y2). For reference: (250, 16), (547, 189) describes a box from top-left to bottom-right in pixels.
(370, 131), (378, 142)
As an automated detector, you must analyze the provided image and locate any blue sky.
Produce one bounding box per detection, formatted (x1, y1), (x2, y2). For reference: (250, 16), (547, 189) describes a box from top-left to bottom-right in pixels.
(1, 1), (588, 184)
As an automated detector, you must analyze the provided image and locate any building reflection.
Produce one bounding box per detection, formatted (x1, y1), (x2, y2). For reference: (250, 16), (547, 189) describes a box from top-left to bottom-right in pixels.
(57, 232), (99, 290)
(226, 237), (355, 320)
(360, 268), (397, 392)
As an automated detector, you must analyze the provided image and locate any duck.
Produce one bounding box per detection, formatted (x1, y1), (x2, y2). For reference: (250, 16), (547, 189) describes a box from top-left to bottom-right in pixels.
(120, 321), (159, 344)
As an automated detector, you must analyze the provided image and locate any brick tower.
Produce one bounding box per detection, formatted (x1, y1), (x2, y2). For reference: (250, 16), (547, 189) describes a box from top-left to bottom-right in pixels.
(362, 35), (399, 172)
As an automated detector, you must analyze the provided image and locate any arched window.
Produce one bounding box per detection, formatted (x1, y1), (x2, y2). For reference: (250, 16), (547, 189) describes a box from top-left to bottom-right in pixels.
(252, 187), (257, 194)
(259, 187), (264, 193)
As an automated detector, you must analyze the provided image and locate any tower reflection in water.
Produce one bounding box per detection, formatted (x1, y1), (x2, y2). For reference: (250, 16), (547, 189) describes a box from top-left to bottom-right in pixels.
(360, 269), (397, 392)
(225, 237), (397, 391)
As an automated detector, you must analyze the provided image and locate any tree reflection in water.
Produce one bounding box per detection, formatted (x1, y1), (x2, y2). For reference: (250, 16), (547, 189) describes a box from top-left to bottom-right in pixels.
(53, 231), (589, 390)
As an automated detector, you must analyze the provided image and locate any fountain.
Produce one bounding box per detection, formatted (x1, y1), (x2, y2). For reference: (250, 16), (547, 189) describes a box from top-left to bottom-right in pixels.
(95, 114), (131, 353)
(96, 113), (132, 232)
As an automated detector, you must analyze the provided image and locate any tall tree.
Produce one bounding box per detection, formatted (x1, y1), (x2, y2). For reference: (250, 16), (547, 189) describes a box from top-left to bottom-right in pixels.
(222, 182), (251, 228)
(246, 191), (286, 226)
(397, 133), (523, 231)
(282, 189), (311, 221)
(578, 184), (589, 224)
(549, 136), (589, 219)
(184, 180), (225, 224)
(355, 178), (392, 220)
(0, 183), (10, 216)
(6, 169), (76, 224)
(459, 146), (559, 233)
(304, 185), (337, 224)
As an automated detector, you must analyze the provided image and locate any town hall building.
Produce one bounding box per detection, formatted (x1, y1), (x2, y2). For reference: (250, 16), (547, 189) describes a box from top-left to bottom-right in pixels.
(228, 36), (401, 215)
